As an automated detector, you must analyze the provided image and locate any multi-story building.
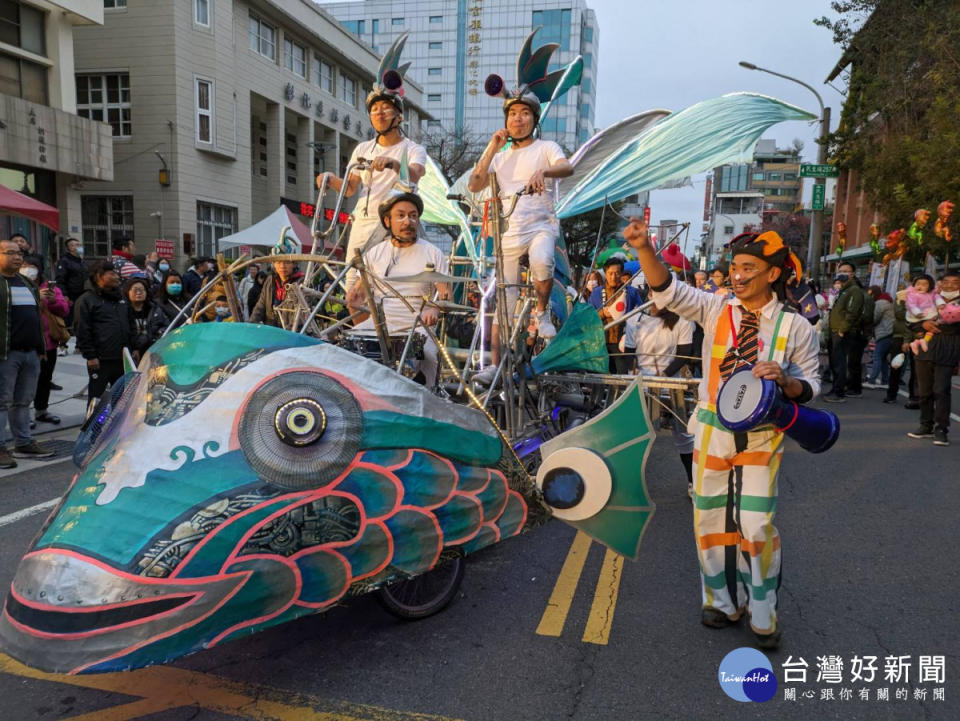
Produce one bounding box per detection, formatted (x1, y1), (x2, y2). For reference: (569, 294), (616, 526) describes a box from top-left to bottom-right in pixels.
(704, 191), (764, 266)
(751, 138), (802, 219)
(0, 0), (113, 261)
(72, 0), (428, 262)
(320, 0), (599, 151)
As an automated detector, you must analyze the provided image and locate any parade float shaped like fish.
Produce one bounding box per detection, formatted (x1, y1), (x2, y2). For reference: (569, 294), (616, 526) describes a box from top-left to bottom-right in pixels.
(0, 323), (654, 673)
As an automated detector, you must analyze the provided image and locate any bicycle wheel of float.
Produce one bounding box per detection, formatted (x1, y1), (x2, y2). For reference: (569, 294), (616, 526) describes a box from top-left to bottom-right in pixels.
(376, 557), (465, 620)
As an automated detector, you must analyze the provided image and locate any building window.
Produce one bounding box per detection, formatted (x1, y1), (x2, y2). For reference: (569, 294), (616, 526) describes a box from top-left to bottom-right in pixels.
(724, 225), (734, 235)
(429, 15), (442, 23)
(428, 41), (442, 50)
(428, 67), (441, 76)
(341, 19), (365, 36)
(196, 201), (237, 257)
(0, 51), (47, 104)
(392, 17), (404, 25)
(339, 74), (356, 107)
(579, 103), (590, 119)
(426, 119), (441, 129)
(313, 57), (333, 93)
(582, 26), (593, 43)
(532, 9), (571, 51)
(194, 0), (209, 26)
(103, 0), (127, 8)
(76, 73), (131, 137)
(372, 18), (380, 35)
(0, 2), (44, 55)
(248, 14), (276, 60)
(427, 94), (441, 102)
(195, 78), (212, 143)
(583, 53), (592, 69)
(81, 195), (133, 258)
(283, 38), (307, 78)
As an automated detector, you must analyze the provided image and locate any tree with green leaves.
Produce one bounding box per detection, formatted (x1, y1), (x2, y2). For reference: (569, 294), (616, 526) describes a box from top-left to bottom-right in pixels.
(816, 0), (960, 263)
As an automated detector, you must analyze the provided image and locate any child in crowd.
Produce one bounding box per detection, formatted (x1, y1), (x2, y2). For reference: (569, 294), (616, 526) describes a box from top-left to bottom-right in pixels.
(905, 274), (941, 354)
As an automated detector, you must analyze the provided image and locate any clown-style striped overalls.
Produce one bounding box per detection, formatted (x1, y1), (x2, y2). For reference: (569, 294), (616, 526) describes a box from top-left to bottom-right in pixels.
(688, 305), (795, 635)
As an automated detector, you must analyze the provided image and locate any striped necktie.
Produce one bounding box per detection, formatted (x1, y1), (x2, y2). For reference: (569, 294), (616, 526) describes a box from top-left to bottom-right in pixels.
(719, 308), (759, 380)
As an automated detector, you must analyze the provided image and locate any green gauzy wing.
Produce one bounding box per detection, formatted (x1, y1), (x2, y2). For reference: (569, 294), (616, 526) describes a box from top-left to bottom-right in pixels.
(538, 378), (655, 560)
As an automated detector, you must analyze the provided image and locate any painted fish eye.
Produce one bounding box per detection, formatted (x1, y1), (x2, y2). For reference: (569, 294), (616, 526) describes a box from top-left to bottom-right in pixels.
(274, 398), (326, 447)
(535, 448), (612, 521)
(238, 372), (362, 490)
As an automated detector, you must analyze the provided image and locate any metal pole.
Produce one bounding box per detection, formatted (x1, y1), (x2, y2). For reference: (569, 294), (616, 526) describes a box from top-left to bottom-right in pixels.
(739, 60), (829, 282)
(488, 171), (515, 439)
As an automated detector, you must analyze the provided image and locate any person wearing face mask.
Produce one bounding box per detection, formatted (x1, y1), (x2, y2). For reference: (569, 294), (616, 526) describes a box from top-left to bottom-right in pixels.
(21, 262), (69, 426)
(147, 271), (187, 342)
(823, 262), (865, 403)
(211, 295), (234, 323)
(908, 270), (960, 446)
(73, 262), (134, 407)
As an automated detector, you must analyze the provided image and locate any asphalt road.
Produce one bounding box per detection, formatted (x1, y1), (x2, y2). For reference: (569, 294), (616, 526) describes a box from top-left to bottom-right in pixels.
(0, 392), (956, 721)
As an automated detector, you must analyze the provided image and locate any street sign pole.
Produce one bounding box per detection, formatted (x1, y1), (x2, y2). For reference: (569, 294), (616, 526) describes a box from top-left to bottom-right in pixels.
(807, 106), (831, 283)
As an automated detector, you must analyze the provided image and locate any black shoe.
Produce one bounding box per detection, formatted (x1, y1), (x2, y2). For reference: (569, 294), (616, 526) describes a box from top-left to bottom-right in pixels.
(11, 442), (54, 459)
(28, 420), (36, 430)
(35, 412), (60, 425)
(904, 401), (920, 410)
(933, 429), (950, 446)
(907, 427), (934, 439)
(48, 382), (63, 391)
(753, 624), (783, 650)
(0, 449), (16, 469)
(882, 397), (896, 404)
(846, 390), (863, 398)
(701, 607), (740, 628)
(823, 393), (846, 404)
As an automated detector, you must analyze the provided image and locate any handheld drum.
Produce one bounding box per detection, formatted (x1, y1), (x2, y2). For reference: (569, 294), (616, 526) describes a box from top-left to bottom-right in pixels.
(716, 366), (839, 454)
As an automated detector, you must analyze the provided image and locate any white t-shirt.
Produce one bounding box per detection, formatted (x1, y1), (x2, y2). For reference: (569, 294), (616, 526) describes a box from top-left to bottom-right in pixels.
(624, 313), (694, 376)
(489, 139), (566, 238)
(347, 137), (427, 223)
(356, 238), (448, 332)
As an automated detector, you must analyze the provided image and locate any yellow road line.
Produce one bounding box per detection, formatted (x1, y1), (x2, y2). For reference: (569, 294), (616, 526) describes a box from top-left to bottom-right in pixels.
(535, 530), (592, 637)
(581, 548), (624, 645)
(63, 697), (185, 721)
(0, 653), (464, 721)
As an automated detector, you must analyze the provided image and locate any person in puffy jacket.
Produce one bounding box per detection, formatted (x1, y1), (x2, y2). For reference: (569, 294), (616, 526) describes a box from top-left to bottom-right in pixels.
(73, 262), (133, 405)
(20, 260), (69, 425)
(866, 286), (894, 388)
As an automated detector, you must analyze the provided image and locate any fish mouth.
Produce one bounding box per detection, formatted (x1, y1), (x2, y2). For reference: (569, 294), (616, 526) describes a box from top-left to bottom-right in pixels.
(0, 550), (246, 674)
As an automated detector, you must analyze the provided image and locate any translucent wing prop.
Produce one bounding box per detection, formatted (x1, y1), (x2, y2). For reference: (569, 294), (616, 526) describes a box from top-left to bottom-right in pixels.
(419, 157), (475, 260)
(376, 32), (408, 84)
(555, 93), (816, 218)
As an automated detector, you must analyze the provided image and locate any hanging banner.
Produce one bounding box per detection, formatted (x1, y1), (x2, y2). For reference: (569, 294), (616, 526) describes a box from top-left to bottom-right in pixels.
(884, 259), (909, 296)
(868, 261), (886, 289)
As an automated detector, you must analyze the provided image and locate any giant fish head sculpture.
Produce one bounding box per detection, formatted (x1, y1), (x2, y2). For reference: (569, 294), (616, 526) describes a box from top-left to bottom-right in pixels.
(0, 324), (548, 673)
(1, 319), (656, 674)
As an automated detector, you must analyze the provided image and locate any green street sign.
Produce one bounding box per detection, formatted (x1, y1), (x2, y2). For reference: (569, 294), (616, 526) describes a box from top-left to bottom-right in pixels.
(800, 164), (839, 178)
(812, 183), (825, 210)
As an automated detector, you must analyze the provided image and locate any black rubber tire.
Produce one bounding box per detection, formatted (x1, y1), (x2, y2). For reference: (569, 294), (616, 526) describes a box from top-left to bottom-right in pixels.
(376, 557), (465, 620)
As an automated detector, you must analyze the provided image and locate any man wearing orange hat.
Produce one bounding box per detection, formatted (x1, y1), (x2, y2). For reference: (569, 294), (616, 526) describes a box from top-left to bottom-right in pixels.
(624, 221), (820, 650)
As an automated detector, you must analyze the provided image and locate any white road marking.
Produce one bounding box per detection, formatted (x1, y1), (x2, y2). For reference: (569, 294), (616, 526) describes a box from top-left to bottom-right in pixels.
(0, 499), (58, 528)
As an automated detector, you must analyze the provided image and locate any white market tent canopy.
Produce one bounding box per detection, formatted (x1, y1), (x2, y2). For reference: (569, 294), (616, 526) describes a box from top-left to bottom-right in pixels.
(218, 206), (315, 253)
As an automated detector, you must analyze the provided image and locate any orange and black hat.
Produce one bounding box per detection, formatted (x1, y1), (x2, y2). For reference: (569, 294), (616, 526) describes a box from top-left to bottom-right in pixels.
(728, 231), (803, 283)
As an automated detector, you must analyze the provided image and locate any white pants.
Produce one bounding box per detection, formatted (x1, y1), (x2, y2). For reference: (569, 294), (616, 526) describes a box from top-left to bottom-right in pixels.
(495, 228), (557, 325)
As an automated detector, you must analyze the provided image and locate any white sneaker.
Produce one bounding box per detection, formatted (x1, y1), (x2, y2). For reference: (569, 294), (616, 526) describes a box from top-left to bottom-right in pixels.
(472, 365), (497, 386)
(535, 311), (557, 339)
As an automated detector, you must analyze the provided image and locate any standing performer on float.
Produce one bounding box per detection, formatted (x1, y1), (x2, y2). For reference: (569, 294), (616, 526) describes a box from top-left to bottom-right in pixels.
(317, 39), (426, 277)
(623, 220), (820, 649)
(467, 91), (572, 359)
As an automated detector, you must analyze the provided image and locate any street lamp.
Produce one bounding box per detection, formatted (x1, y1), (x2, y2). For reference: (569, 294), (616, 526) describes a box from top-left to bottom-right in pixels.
(739, 61), (831, 282)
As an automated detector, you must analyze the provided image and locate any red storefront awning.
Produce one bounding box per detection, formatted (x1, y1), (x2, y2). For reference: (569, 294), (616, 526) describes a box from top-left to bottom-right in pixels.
(0, 183), (59, 232)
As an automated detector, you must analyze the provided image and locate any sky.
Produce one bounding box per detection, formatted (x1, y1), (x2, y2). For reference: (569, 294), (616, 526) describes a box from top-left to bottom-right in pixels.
(586, 0), (849, 230)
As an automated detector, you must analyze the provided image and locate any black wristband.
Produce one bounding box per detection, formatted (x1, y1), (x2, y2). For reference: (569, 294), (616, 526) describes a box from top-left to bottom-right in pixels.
(795, 380), (813, 404)
(650, 274), (673, 294)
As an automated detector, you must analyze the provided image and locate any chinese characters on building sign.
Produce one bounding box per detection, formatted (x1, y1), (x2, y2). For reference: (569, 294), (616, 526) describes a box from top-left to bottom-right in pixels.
(467, 0), (483, 96)
(780, 654), (945, 703)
